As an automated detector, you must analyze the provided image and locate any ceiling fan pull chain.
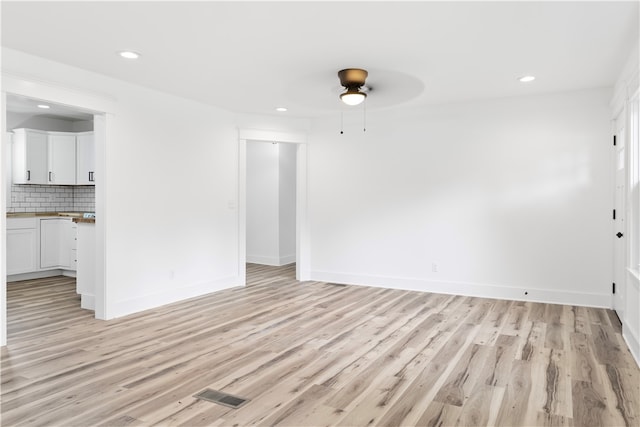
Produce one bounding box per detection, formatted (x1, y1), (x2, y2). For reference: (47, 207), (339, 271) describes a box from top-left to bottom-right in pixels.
(340, 110), (344, 135)
(363, 99), (367, 133)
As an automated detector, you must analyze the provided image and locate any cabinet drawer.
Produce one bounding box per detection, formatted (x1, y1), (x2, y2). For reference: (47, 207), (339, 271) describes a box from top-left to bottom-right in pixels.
(7, 217), (37, 230)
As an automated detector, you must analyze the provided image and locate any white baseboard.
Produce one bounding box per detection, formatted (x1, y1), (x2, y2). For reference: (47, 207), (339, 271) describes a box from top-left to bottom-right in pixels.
(279, 254), (296, 266)
(81, 294), (95, 311)
(310, 271), (612, 308)
(247, 254), (295, 266)
(108, 275), (242, 319)
(8, 269), (63, 282)
(623, 325), (640, 368)
(247, 255), (280, 266)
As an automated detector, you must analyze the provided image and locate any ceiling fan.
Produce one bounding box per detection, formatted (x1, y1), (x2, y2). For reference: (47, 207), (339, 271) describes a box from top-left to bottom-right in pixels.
(338, 68), (369, 106)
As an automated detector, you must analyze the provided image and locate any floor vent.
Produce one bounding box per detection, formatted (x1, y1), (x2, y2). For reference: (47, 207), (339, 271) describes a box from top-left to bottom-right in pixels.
(328, 283), (347, 287)
(193, 389), (249, 409)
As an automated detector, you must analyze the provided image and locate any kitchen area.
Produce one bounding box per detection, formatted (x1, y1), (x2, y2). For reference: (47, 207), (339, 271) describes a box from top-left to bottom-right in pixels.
(5, 94), (96, 311)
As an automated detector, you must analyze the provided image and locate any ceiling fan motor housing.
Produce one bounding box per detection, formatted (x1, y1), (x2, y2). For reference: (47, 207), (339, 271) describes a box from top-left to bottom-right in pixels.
(338, 68), (368, 89)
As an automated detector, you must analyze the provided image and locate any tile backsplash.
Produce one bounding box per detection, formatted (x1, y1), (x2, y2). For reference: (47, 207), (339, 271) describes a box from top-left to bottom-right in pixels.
(8, 184), (95, 213)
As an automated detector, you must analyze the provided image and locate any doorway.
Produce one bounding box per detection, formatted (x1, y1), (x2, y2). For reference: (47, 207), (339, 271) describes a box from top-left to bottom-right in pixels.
(246, 141), (297, 268)
(4, 95), (95, 337)
(237, 129), (309, 284)
(1, 77), (112, 346)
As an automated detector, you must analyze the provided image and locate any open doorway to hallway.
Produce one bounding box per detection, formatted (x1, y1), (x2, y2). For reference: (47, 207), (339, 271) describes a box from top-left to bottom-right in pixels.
(245, 141), (297, 273)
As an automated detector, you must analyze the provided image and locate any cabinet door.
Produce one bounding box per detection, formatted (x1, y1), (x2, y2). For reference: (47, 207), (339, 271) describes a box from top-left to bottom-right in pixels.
(7, 228), (38, 274)
(12, 129), (48, 184)
(48, 134), (76, 185)
(40, 219), (64, 268)
(76, 133), (95, 185)
(58, 219), (76, 270)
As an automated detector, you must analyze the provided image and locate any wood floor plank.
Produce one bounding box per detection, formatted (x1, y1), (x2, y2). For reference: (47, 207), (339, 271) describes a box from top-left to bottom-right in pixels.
(2, 267), (639, 426)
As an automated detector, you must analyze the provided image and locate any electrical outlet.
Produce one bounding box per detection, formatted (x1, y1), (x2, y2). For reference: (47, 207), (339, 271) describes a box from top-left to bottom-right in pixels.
(431, 263), (438, 273)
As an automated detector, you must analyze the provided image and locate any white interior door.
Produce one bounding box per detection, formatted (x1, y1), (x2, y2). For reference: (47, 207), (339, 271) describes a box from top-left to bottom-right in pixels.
(613, 116), (626, 316)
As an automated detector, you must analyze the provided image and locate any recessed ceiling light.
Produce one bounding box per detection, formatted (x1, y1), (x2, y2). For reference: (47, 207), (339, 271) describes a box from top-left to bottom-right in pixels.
(275, 107), (288, 112)
(37, 104), (50, 109)
(519, 75), (536, 83)
(119, 51), (141, 60)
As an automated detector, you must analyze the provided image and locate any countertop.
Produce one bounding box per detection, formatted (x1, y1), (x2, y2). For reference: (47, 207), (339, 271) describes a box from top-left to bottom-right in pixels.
(6, 211), (88, 218)
(7, 212), (96, 224)
(7, 211), (96, 223)
(72, 217), (96, 224)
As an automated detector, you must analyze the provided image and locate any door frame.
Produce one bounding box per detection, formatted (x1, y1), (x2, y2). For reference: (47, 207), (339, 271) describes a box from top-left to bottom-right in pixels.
(1, 73), (114, 345)
(613, 110), (627, 316)
(238, 129), (309, 283)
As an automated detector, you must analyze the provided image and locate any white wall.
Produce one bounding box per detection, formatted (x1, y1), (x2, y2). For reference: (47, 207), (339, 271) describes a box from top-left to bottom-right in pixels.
(246, 141), (296, 266)
(279, 143), (297, 263)
(309, 88), (613, 307)
(247, 142), (280, 264)
(2, 48), (241, 320)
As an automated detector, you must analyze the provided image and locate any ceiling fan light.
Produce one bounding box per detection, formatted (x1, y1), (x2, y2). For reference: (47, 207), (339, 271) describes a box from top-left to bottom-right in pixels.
(340, 90), (367, 106)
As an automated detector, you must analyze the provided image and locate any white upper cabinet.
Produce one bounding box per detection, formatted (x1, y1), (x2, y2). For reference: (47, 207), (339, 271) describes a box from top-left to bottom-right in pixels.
(76, 132), (95, 185)
(48, 133), (77, 185)
(11, 129), (95, 185)
(12, 129), (48, 184)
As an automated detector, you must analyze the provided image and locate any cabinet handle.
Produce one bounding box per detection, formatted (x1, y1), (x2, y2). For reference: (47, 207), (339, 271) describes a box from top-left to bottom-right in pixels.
(49, 171), (53, 182)
(89, 171), (94, 182)
(27, 170), (31, 181)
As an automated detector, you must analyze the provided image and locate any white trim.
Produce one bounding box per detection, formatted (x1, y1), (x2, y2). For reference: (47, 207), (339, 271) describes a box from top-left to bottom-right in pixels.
(238, 129), (307, 144)
(237, 136), (247, 285)
(246, 255), (281, 266)
(279, 254), (296, 266)
(246, 254), (295, 266)
(80, 294), (95, 311)
(1, 92), (6, 346)
(1, 72), (110, 338)
(8, 270), (77, 280)
(109, 275), (241, 319)
(623, 324), (640, 368)
(93, 114), (108, 319)
(310, 271), (612, 308)
(625, 270), (640, 367)
(238, 128), (310, 282)
(296, 144), (310, 280)
(1, 71), (116, 114)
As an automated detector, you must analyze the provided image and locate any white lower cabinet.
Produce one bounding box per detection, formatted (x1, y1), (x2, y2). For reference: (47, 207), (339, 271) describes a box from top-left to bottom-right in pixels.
(40, 218), (76, 270)
(7, 216), (77, 277)
(7, 218), (38, 275)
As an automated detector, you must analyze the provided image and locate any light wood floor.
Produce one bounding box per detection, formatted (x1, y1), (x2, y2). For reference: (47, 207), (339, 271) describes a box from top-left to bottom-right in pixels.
(2, 265), (639, 426)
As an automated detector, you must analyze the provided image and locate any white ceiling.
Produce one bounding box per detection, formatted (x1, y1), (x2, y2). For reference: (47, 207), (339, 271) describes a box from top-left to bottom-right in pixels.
(6, 94), (94, 121)
(1, 1), (638, 118)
